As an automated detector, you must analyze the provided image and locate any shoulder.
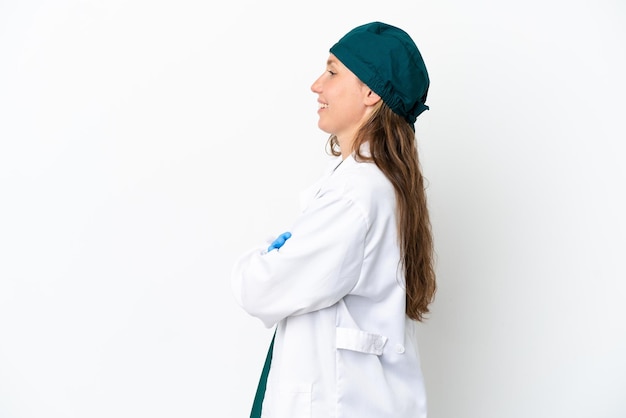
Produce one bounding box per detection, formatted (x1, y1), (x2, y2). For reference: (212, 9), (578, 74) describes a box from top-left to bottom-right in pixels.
(322, 157), (395, 215)
(339, 156), (393, 191)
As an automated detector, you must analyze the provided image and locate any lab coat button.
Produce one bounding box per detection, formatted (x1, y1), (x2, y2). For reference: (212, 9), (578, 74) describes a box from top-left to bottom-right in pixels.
(374, 338), (384, 350)
(395, 344), (405, 354)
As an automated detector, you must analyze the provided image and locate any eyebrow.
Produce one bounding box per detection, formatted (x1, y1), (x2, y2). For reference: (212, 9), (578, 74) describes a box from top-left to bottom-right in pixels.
(327, 57), (338, 66)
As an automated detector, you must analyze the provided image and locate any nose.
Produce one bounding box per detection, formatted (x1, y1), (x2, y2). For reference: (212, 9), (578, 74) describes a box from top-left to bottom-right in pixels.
(310, 73), (323, 94)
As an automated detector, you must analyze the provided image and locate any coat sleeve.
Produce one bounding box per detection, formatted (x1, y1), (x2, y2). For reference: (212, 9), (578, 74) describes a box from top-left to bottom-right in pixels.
(231, 187), (368, 328)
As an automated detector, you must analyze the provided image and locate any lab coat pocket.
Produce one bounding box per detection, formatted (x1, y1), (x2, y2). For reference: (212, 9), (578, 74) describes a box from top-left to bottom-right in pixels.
(335, 327), (390, 417)
(275, 381), (312, 418)
(335, 326), (388, 355)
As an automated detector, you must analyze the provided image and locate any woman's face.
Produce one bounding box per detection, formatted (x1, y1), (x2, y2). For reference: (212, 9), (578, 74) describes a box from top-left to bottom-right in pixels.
(310, 54), (373, 143)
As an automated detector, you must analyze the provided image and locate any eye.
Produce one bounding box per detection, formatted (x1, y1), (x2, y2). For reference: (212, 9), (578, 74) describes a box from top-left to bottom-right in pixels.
(327, 70), (336, 76)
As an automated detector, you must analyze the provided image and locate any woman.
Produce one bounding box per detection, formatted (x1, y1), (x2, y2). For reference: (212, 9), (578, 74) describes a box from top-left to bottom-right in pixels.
(231, 21), (436, 418)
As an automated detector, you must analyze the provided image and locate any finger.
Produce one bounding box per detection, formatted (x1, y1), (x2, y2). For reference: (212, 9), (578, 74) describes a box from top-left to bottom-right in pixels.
(267, 232), (292, 252)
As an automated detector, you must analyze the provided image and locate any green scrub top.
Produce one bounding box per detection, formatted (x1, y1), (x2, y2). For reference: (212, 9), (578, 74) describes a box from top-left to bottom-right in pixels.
(250, 330), (275, 418)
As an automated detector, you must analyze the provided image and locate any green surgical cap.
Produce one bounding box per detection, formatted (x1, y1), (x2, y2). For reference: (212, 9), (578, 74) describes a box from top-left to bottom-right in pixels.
(329, 21), (430, 128)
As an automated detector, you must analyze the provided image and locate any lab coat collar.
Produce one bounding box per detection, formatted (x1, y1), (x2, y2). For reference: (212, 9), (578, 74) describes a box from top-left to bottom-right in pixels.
(299, 141), (371, 211)
(299, 155), (344, 212)
(335, 141), (371, 172)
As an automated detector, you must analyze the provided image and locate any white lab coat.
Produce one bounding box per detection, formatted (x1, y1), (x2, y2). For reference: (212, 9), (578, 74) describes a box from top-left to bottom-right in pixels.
(231, 153), (427, 418)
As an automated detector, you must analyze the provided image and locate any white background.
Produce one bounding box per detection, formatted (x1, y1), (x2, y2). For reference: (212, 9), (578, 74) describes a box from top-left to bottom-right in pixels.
(1, 1), (625, 417)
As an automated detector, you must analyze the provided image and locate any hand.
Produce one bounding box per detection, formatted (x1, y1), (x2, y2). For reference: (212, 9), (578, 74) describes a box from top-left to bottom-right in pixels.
(267, 232), (292, 252)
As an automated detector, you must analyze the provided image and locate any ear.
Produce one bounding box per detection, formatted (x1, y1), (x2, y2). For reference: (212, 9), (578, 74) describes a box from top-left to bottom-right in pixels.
(363, 89), (381, 106)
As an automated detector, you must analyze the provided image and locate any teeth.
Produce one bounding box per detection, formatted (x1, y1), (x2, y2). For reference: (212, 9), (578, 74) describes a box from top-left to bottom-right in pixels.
(319, 103), (328, 109)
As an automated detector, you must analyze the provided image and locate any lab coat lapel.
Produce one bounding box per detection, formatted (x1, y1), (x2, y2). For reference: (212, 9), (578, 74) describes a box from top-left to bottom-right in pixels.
(298, 156), (344, 212)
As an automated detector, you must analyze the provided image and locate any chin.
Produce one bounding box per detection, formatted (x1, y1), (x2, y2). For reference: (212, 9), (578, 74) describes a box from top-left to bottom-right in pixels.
(317, 121), (333, 134)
